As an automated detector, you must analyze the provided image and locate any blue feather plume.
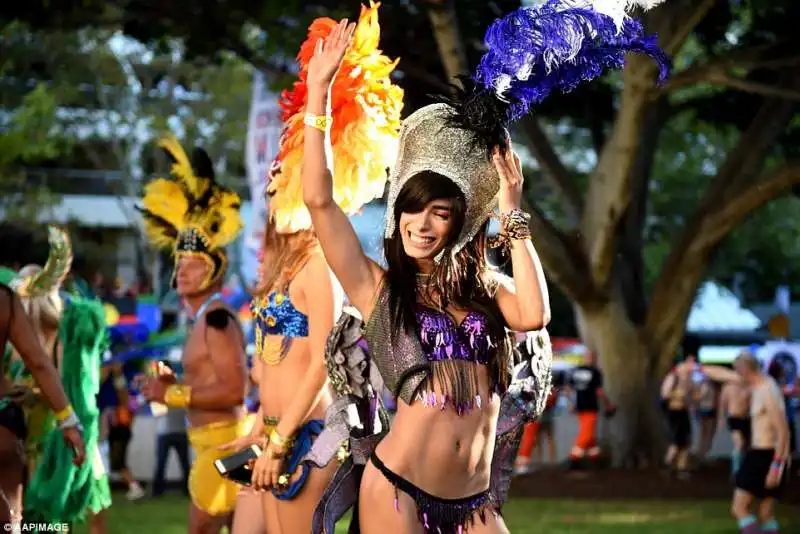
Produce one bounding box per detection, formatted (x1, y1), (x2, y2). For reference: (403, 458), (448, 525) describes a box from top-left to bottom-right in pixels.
(474, 0), (670, 120)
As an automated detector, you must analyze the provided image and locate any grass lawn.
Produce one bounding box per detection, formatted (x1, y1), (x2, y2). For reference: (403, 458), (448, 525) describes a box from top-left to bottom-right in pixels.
(71, 493), (800, 534)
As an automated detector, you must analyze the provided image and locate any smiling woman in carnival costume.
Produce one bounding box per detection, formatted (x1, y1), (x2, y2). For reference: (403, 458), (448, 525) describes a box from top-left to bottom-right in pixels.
(301, 1), (670, 532)
(221, 3), (403, 533)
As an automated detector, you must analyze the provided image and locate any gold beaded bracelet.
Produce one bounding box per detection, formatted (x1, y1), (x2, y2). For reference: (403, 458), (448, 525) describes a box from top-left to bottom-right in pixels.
(164, 384), (192, 408)
(488, 209), (532, 250)
(303, 112), (330, 132)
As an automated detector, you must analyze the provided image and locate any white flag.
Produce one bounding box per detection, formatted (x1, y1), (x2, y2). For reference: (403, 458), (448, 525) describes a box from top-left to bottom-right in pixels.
(242, 71), (282, 286)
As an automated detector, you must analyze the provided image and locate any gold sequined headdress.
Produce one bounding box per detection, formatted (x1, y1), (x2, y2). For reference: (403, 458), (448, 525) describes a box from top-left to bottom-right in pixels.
(137, 136), (243, 290)
(7, 226), (72, 297)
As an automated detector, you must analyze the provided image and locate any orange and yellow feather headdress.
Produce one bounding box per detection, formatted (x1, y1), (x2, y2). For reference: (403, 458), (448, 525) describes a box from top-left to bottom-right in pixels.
(137, 136), (243, 290)
(266, 1), (404, 234)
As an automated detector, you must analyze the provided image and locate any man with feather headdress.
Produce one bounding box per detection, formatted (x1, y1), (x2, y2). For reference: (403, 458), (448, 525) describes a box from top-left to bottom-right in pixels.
(136, 138), (249, 534)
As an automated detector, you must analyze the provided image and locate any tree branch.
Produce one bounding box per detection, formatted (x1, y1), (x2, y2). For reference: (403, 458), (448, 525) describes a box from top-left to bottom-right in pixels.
(581, 58), (654, 290)
(646, 83), (798, 373)
(616, 98), (670, 325)
(578, 0), (719, 291)
(659, 46), (799, 94)
(396, 60), (452, 94)
(649, 0), (717, 57)
(518, 115), (582, 224)
(646, 161), (800, 377)
(521, 197), (601, 305)
(422, 0), (468, 89)
(703, 72), (800, 102)
(663, 58), (800, 101)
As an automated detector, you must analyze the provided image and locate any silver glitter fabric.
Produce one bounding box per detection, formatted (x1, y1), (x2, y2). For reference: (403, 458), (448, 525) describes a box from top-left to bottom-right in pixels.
(491, 328), (553, 505)
(384, 103), (501, 253)
(363, 283), (431, 405)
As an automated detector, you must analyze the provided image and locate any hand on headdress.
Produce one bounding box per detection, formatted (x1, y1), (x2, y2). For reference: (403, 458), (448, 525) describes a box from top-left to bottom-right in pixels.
(493, 146), (524, 214)
(307, 19), (357, 90)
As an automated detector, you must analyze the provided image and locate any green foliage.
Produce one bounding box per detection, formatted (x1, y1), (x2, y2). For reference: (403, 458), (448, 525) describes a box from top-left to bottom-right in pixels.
(0, 81), (64, 219)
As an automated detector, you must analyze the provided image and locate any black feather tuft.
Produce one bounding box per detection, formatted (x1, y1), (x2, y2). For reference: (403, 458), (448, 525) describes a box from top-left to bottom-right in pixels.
(191, 148), (216, 182)
(433, 75), (514, 157)
(134, 207), (179, 240)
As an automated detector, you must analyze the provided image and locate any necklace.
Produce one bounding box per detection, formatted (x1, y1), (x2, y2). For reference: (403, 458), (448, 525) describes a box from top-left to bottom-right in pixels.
(416, 272), (433, 287)
(190, 292), (223, 325)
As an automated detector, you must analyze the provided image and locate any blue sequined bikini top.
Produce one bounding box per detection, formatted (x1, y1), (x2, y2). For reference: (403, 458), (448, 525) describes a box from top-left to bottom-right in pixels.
(252, 288), (309, 357)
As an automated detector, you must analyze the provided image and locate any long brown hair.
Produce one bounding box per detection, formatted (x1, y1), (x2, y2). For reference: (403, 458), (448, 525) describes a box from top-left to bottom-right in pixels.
(252, 224), (319, 296)
(383, 171), (513, 386)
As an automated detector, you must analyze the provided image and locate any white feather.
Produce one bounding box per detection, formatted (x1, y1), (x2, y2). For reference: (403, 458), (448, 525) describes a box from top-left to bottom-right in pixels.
(589, 0), (668, 31)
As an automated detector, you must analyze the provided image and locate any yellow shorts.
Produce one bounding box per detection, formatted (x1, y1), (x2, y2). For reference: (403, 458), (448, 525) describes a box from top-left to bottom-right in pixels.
(187, 418), (250, 516)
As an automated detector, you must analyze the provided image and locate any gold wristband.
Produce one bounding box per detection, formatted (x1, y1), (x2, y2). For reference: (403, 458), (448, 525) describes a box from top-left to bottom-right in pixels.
(164, 384), (192, 408)
(269, 429), (293, 453)
(55, 404), (74, 423)
(303, 112), (330, 132)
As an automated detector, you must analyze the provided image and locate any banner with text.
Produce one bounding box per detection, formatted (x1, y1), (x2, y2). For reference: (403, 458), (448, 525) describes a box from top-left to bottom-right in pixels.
(242, 70), (282, 286)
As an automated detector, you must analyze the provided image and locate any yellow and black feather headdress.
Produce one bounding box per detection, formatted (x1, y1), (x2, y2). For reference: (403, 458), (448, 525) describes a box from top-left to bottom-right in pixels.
(137, 135), (243, 290)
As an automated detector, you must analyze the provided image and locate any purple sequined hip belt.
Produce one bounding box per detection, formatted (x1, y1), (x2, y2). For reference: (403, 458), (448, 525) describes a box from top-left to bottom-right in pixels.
(369, 451), (496, 534)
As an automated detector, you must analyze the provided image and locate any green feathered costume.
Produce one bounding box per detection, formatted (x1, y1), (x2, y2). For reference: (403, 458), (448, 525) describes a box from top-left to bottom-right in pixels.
(1, 228), (113, 523)
(25, 296), (113, 522)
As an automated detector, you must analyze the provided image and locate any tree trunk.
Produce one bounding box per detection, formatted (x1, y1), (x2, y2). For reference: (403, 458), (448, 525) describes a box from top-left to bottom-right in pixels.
(423, 0), (468, 85)
(575, 290), (666, 467)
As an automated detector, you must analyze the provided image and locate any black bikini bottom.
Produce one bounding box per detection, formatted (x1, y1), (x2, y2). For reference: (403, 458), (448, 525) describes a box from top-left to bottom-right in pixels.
(369, 451), (495, 534)
(0, 398), (26, 441)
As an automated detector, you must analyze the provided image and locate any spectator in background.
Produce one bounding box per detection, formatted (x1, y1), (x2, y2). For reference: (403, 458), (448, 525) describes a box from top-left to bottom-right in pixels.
(694, 375), (719, 464)
(564, 351), (614, 468)
(661, 355), (695, 479)
(515, 387), (558, 474)
(767, 361), (797, 467)
(719, 373), (752, 476)
(106, 364), (145, 500)
(151, 363), (190, 498)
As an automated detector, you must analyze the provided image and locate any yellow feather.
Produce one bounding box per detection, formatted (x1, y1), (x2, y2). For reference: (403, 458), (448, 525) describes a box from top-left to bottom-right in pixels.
(157, 135), (208, 200)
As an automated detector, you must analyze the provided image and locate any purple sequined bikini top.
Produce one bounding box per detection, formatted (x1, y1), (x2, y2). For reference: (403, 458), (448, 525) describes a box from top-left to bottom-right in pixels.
(416, 305), (494, 365)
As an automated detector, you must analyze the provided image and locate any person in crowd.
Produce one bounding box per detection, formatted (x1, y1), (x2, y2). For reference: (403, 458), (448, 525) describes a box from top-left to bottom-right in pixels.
(701, 352), (790, 534)
(137, 137), (248, 534)
(565, 352), (615, 469)
(719, 371), (753, 475)
(107, 363), (145, 501)
(515, 386), (558, 474)
(694, 374), (719, 464)
(661, 355), (695, 479)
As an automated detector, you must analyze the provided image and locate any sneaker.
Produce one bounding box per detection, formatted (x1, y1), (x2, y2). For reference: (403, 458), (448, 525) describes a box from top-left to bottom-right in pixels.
(126, 483), (146, 501)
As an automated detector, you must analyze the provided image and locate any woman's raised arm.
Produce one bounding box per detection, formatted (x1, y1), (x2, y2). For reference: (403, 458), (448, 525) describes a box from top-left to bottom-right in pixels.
(303, 19), (382, 318)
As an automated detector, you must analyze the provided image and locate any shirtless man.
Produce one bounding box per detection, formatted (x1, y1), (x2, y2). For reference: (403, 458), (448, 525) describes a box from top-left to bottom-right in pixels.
(719, 378), (752, 475)
(660, 358), (694, 478)
(701, 352), (790, 534)
(140, 255), (247, 534)
(137, 140), (248, 534)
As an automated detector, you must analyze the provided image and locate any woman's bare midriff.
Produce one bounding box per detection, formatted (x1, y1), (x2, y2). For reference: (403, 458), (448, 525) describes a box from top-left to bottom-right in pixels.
(259, 335), (332, 422)
(372, 372), (499, 499)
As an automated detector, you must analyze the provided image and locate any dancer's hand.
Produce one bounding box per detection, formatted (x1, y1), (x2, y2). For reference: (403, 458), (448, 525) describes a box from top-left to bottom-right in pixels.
(251, 447), (285, 491)
(138, 375), (167, 403)
(493, 146), (524, 214)
(307, 19), (357, 91)
(62, 425), (86, 466)
(154, 361), (177, 384)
